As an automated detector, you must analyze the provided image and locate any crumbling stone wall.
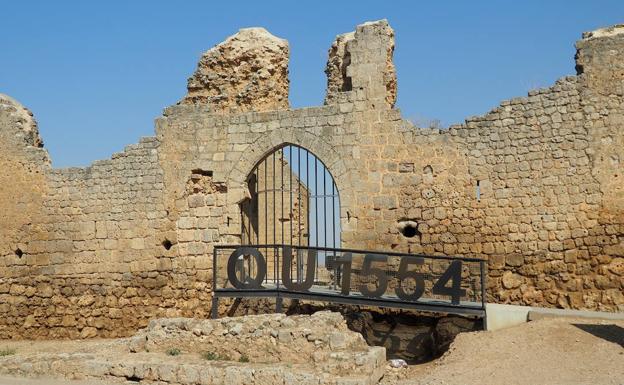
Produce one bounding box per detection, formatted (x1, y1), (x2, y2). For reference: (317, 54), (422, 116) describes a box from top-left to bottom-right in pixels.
(446, 26), (624, 309)
(0, 135), (205, 339)
(0, 312), (387, 385)
(0, 20), (622, 339)
(448, 75), (622, 309)
(0, 94), (49, 264)
(181, 27), (290, 113)
(325, 20), (397, 108)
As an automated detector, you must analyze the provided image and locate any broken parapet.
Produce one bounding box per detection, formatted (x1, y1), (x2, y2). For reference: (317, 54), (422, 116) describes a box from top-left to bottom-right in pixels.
(0, 94), (49, 165)
(325, 19), (397, 109)
(180, 27), (290, 113)
(575, 24), (624, 95)
(1, 94), (45, 149)
(0, 94), (49, 262)
(325, 32), (355, 101)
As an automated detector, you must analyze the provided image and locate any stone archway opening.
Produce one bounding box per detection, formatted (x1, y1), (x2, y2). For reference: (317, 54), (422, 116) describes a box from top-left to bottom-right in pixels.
(238, 143), (341, 283)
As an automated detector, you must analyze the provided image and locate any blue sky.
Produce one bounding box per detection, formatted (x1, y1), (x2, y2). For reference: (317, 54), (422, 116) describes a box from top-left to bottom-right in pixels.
(2, 1), (623, 167)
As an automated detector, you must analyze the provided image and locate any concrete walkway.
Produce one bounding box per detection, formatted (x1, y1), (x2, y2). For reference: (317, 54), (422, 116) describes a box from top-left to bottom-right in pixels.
(485, 303), (624, 330)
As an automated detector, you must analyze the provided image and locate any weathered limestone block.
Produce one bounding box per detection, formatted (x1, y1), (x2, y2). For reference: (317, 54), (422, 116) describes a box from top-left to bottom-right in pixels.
(325, 20), (397, 108)
(608, 257), (624, 276)
(501, 271), (523, 289)
(181, 27), (290, 112)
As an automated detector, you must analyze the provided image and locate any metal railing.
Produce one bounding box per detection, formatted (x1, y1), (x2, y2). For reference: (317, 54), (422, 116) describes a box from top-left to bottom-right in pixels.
(212, 244), (487, 318)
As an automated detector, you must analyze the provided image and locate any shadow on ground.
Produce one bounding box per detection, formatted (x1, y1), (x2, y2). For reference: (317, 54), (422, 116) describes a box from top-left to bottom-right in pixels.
(573, 323), (624, 348)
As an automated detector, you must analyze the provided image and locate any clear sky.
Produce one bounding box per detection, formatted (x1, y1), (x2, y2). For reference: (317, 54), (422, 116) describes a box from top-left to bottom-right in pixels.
(2, 0), (623, 167)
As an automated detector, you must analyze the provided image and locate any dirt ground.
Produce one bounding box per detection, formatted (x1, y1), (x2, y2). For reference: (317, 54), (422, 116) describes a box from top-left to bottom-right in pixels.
(0, 317), (622, 385)
(0, 378), (113, 385)
(382, 317), (624, 385)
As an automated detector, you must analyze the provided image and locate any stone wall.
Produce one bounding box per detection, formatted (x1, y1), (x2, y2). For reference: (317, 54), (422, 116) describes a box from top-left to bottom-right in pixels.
(0, 312), (387, 385)
(0, 20), (622, 339)
(0, 134), (203, 339)
(0, 94), (49, 267)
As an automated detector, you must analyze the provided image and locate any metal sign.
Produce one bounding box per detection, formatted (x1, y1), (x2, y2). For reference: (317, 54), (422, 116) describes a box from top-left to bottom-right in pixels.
(212, 244), (487, 318)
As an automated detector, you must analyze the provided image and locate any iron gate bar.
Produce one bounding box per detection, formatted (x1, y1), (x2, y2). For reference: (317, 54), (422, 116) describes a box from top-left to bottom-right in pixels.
(310, 147), (320, 279)
(323, 161), (327, 250)
(292, 147), (295, 246)
(298, 147), (301, 248)
(314, 154), (318, 250)
(265, 156), (269, 284)
(332, 180), (336, 249)
(273, 151), (277, 282)
(305, 148), (310, 249)
(281, 148), (284, 247)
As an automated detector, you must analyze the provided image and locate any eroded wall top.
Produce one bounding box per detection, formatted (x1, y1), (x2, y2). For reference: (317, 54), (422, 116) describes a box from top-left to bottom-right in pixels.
(576, 24), (624, 95)
(0, 94), (48, 163)
(180, 27), (290, 113)
(0, 94), (49, 267)
(325, 20), (397, 109)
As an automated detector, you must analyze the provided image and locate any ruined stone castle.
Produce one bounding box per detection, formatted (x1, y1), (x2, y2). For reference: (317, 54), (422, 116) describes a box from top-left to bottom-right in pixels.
(1, 20), (622, 339)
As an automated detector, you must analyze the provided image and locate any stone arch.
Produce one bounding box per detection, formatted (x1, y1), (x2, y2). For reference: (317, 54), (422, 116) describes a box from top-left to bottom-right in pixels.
(226, 128), (356, 215)
(242, 142), (343, 247)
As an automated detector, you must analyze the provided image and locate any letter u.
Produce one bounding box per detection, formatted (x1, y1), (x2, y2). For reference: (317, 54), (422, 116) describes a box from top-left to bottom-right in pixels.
(281, 246), (316, 291)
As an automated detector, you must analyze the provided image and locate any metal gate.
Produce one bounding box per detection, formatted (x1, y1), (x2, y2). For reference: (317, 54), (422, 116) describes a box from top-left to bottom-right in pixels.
(239, 144), (341, 283)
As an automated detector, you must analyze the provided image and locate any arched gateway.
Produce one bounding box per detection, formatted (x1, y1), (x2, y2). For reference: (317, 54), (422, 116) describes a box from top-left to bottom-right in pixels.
(238, 144), (341, 285)
(213, 147), (486, 319)
(205, 20), (488, 320)
(241, 143), (341, 249)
